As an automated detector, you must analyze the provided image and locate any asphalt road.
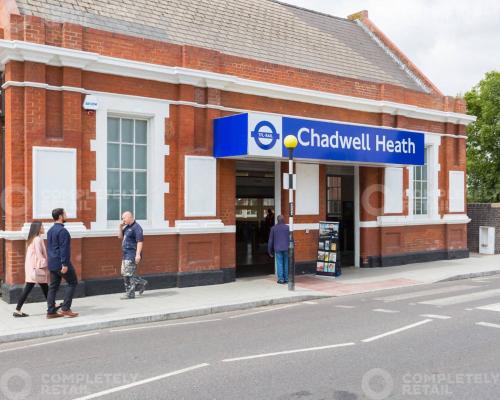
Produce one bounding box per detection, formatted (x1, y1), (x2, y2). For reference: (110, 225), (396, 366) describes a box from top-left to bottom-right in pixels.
(1, 275), (500, 400)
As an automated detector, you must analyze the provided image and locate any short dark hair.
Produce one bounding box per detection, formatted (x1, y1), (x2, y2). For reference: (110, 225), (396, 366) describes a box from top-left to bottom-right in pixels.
(52, 208), (65, 221)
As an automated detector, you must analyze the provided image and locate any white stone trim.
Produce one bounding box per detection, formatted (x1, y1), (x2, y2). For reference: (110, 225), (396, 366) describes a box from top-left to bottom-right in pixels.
(0, 40), (475, 125)
(383, 167), (403, 214)
(354, 166), (361, 268)
(90, 93), (169, 230)
(448, 171), (465, 213)
(0, 221), (235, 240)
(32, 146), (77, 219)
(360, 214), (470, 228)
(293, 223), (320, 231)
(274, 161), (282, 223)
(1, 80), (474, 139)
(442, 213), (471, 223)
(175, 219), (227, 232)
(295, 163), (319, 215)
(184, 156), (217, 217)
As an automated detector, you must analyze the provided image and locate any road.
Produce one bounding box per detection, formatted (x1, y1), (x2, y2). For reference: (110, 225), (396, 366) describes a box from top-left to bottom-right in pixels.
(1, 275), (500, 400)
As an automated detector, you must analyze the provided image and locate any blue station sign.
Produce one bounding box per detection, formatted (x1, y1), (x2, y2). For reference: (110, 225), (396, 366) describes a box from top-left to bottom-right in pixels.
(214, 113), (425, 165)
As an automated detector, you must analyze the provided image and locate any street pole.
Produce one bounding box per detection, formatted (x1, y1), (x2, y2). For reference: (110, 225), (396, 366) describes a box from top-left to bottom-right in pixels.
(288, 147), (295, 291)
(283, 135), (298, 291)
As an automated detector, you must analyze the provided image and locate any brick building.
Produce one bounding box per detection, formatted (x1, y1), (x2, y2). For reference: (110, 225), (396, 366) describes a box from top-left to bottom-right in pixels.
(0, 0), (474, 303)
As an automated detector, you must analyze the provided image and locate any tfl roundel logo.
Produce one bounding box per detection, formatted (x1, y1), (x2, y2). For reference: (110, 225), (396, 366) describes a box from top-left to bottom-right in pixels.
(251, 120), (280, 150)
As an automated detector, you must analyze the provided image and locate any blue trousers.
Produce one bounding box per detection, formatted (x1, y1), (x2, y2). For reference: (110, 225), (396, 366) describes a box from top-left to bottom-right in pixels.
(275, 251), (289, 282)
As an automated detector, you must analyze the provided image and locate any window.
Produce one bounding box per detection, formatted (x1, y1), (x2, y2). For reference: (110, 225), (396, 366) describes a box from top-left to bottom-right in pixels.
(107, 117), (148, 220)
(413, 149), (428, 215)
(327, 176), (342, 219)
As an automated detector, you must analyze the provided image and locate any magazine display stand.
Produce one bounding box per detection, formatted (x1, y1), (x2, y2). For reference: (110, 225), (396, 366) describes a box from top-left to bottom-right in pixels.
(316, 221), (341, 277)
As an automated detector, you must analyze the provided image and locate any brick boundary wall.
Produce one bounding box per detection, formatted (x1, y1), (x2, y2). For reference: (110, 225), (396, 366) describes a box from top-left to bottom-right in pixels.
(467, 203), (500, 253)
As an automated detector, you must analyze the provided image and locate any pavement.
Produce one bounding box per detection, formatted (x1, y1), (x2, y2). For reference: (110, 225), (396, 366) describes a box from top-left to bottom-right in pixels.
(3, 273), (500, 399)
(0, 252), (499, 344)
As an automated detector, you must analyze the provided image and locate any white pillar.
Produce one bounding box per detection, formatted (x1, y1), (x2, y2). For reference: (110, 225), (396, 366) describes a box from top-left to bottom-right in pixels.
(274, 161), (281, 222)
(354, 165), (360, 268)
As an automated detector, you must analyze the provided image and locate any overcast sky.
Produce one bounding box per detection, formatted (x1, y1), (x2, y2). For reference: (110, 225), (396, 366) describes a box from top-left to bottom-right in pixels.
(282, 0), (500, 96)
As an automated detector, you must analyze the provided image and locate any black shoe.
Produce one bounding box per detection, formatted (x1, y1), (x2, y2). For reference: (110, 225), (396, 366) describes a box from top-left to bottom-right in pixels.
(277, 280), (284, 284)
(121, 295), (135, 300)
(13, 311), (29, 318)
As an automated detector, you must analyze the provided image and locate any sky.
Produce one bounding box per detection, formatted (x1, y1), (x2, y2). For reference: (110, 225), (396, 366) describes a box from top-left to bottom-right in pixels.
(281, 0), (500, 96)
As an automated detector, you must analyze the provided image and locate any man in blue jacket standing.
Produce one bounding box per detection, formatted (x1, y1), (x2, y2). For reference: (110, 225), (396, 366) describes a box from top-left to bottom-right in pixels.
(46, 208), (79, 318)
(268, 215), (290, 284)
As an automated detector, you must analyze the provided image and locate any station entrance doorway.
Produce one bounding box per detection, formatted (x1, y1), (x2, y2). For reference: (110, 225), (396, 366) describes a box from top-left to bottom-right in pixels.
(326, 165), (355, 267)
(235, 160), (276, 277)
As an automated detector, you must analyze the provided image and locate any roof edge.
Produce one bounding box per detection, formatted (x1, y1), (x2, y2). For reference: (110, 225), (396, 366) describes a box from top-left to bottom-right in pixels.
(267, 0), (350, 23)
(348, 10), (444, 97)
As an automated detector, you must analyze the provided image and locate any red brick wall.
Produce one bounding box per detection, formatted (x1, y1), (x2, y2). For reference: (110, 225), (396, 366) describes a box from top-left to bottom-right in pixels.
(82, 235), (179, 280)
(4, 241), (24, 284)
(294, 230), (319, 263)
(360, 224), (468, 264)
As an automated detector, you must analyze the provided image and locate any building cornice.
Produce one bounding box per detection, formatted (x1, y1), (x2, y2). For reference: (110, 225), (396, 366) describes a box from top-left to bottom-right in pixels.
(0, 40), (475, 126)
(0, 221), (237, 241)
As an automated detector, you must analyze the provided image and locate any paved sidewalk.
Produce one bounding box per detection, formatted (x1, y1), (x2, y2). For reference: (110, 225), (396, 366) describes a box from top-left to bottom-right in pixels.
(296, 253), (500, 296)
(1, 253), (498, 343)
(0, 277), (327, 343)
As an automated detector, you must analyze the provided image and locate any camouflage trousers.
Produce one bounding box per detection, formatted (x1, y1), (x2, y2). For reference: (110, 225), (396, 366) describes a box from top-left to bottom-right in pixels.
(121, 259), (147, 298)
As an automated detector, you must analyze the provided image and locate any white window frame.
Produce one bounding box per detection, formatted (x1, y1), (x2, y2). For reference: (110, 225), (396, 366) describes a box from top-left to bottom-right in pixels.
(106, 115), (149, 222)
(91, 93), (170, 230)
(412, 150), (429, 216)
(408, 133), (441, 220)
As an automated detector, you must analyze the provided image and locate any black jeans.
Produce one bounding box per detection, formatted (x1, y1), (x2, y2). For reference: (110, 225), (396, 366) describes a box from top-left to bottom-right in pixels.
(16, 282), (49, 311)
(47, 265), (78, 314)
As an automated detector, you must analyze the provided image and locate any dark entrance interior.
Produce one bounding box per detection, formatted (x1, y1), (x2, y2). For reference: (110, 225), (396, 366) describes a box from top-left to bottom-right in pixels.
(235, 160), (275, 277)
(326, 166), (355, 267)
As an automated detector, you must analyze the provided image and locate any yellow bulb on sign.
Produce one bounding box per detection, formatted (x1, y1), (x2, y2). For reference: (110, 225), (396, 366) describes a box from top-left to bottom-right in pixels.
(284, 135), (298, 149)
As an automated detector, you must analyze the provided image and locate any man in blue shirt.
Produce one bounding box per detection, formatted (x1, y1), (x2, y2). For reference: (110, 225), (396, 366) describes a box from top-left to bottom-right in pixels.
(268, 215), (290, 284)
(46, 208), (79, 318)
(118, 211), (147, 299)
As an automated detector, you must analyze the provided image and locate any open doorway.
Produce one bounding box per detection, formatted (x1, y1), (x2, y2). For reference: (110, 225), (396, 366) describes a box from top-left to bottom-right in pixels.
(235, 160), (276, 277)
(326, 166), (355, 267)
